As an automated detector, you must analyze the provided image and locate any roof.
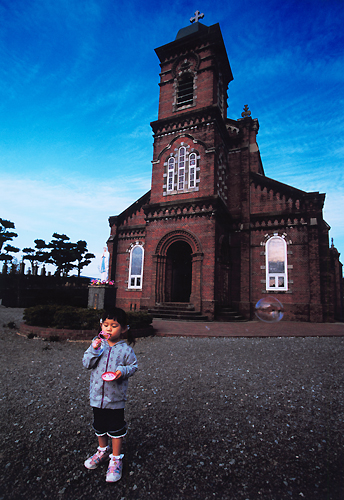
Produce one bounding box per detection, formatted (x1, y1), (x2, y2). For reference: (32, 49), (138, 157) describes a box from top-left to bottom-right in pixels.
(175, 22), (208, 40)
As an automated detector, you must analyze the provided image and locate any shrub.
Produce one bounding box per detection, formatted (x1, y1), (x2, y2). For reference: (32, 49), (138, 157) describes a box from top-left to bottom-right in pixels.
(126, 311), (153, 329)
(24, 305), (102, 330)
(24, 305), (58, 327)
(53, 306), (90, 329)
(23, 306), (153, 331)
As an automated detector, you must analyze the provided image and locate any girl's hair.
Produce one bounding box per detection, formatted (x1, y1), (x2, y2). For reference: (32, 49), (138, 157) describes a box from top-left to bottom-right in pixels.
(100, 308), (135, 345)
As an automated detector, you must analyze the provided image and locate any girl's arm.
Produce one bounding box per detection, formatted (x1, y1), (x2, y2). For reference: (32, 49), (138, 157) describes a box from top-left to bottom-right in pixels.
(116, 349), (138, 379)
(82, 338), (105, 369)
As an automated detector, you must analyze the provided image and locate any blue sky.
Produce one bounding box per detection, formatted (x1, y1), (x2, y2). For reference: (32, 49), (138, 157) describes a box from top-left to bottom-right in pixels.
(0, 0), (343, 278)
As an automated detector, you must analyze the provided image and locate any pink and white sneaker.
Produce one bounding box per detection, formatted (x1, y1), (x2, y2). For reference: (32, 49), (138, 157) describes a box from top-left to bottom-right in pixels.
(106, 454), (124, 482)
(84, 446), (111, 469)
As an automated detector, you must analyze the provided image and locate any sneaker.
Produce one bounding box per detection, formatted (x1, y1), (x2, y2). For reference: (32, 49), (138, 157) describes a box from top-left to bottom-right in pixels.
(84, 446), (111, 469)
(106, 454), (124, 482)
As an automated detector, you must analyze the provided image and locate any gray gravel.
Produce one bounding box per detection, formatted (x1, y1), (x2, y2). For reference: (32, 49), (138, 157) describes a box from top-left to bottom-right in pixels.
(0, 307), (343, 499)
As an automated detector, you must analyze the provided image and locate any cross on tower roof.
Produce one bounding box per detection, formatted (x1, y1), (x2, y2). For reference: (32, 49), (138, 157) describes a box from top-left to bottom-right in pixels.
(190, 10), (204, 23)
(241, 105), (251, 118)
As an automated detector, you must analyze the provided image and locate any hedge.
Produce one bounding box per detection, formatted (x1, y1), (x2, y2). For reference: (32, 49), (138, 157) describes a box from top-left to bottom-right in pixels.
(23, 305), (153, 331)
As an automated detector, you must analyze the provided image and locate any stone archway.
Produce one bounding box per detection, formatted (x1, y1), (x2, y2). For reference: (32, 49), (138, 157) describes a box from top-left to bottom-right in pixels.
(154, 230), (203, 309)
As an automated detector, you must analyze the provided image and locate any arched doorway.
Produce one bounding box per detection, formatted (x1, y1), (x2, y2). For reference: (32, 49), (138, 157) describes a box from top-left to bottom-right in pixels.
(165, 241), (192, 302)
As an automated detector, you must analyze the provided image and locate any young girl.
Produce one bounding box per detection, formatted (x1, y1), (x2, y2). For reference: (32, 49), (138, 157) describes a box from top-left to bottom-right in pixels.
(83, 308), (137, 482)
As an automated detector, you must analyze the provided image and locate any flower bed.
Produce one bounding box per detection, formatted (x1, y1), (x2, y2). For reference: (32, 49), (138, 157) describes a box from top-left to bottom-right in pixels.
(90, 279), (115, 286)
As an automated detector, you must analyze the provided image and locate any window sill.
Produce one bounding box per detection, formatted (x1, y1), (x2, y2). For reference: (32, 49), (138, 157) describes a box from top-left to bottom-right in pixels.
(164, 186), (199, 196)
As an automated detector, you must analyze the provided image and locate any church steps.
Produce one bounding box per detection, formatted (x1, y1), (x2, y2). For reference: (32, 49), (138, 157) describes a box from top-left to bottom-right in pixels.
(149, 303), (247, 322)
(149, 303), (208, 321)
(216, 307), (247, 322)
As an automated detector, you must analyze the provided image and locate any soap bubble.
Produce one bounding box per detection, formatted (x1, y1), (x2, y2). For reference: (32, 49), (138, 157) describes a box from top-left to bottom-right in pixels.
(255, 296), (284, 322)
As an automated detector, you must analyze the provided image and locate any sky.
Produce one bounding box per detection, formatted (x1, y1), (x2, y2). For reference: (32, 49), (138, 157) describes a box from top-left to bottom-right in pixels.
(0, 0), (343, 278)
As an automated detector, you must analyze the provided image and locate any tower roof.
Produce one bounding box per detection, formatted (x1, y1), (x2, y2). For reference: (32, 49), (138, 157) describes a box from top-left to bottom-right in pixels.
(175, 21), (208, 40)
(155, 22), (233, 84)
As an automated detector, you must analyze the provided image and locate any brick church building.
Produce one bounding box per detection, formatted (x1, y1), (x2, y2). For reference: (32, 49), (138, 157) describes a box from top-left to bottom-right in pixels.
(106, 17), (342, 322)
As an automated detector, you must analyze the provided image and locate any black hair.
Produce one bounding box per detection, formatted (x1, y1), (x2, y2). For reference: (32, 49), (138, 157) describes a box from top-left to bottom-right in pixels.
(100, 307), (135, 345)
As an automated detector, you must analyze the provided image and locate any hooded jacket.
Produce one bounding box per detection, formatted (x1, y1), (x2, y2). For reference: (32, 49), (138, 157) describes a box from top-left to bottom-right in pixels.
(83, 339), (138, 409)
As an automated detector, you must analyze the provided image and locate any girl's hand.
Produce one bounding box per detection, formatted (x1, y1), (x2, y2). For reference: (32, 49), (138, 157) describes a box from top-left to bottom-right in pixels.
(114, 370), (122, 380)
(92, 338), (102, 349)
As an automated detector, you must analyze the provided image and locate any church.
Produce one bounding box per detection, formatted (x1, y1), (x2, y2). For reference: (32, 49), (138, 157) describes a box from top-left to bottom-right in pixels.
(106, 15), (342, 322)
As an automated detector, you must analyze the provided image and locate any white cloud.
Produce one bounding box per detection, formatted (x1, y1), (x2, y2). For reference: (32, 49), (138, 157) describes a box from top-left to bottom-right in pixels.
(0, 172), (151, 277)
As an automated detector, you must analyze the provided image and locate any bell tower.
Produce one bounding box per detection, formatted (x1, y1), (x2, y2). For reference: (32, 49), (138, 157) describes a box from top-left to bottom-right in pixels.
(155, 18), (232, 120)
(139, 15), (236, 318)
(149, 16), (233, 205)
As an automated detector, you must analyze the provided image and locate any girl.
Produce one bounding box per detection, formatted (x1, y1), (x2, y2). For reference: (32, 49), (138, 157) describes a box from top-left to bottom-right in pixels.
(83, 308), (137, 482)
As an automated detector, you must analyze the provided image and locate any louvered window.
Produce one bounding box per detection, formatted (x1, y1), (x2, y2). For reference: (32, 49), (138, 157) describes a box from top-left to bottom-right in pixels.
(177, 75), (194, 108)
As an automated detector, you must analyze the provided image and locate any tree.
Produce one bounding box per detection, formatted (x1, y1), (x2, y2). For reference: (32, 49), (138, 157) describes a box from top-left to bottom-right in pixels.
(0, 244), (20, 262)
(33, 233), (95, 277)
(34, 239), (52, 260)
(0, 219), (20, 268)
(72, 240), (96, 277)
(50, 233), (78, 276)
(22, 247), (46, 273)
(0, 218), (18, 252)
(34, 234), (74, 276)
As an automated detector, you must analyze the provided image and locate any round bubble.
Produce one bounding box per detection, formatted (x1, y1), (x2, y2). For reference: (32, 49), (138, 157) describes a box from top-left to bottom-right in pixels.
(255, 296), (284, 323)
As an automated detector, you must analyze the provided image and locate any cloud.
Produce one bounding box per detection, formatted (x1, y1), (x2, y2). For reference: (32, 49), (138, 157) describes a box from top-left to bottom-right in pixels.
(0, 171), (151, 276)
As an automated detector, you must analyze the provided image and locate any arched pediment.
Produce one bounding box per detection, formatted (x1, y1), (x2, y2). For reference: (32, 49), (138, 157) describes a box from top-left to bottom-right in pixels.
(172, 52), (200, 78)
(155, 229), (202, 256)
(157, 133), (207, 162)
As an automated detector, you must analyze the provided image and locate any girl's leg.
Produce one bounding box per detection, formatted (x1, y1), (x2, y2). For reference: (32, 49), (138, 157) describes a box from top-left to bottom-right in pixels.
(98, 434), (108, 448)
(111, 437), (123, 457)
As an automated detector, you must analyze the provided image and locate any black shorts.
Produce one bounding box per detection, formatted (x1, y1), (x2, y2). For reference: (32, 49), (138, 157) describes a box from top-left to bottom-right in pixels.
(92, 407), (127, 438)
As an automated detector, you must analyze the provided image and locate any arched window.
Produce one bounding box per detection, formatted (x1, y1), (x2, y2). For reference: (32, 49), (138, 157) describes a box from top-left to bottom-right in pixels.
(188, 153), (196, 188)
(164, 148), (199, 195)
(167, 157), (175, 192)
(128, 245), (144, 289)
(178, 147), (186, 190)
(177, 74), (194, 108)
(266, 236), (288, 291)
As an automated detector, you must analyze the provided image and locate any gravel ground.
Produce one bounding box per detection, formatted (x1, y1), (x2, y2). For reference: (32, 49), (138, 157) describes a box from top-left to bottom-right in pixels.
(0, 307), (343, 500)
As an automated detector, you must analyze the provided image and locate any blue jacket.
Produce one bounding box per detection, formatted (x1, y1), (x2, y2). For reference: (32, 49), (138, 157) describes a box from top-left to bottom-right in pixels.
(83, 339), (138, 409)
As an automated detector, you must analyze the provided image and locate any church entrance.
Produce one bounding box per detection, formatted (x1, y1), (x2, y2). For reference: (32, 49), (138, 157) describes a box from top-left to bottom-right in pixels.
(165, 241), (192, 302)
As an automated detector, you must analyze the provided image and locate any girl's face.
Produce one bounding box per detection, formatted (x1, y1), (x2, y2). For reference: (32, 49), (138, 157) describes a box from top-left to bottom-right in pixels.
(101, 318), (126, 344)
